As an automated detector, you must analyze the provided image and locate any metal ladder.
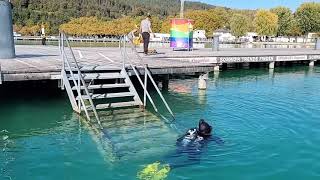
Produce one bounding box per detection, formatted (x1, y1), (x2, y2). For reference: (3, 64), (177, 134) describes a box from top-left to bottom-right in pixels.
(59, 33), (143, 128)
(119, 37), (175, 120)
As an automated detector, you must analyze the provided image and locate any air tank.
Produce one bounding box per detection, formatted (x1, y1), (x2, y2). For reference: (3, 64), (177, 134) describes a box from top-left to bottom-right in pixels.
(0, 0), (15, 59)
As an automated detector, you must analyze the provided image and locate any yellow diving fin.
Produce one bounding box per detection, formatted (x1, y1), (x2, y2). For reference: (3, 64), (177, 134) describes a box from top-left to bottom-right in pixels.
(137, 162), (171, 180)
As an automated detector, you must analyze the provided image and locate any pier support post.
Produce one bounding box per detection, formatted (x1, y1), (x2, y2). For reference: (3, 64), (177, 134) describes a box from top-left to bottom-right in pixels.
(198, 72), (209, 90)
(309, 60), (315, 67)
(161, 74), (169, 91)
(212, 35), (219, 51)
(0, 1), (15, 59)
(269, 62), (275, 69)
(243, 62), (250, 69)
(315, 38), (320, 50)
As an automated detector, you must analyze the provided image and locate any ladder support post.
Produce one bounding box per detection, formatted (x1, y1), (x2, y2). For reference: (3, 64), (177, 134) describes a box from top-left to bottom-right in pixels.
(144, 67), (148, 108)
(131, 65), (158, 112)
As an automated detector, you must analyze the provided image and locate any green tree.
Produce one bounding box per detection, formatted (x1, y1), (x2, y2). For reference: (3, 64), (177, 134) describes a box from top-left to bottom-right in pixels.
(270, 7), (294, 36)
(185, 8), (231, 36)
(287, 19), (302, 37)
(230, 14), (250, 37)
(296, 2), (320, 34)
(254, 10), (278, 36)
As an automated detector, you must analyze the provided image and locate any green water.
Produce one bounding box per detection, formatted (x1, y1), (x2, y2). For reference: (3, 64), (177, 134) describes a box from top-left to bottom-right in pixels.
(1, 66), (320, 180)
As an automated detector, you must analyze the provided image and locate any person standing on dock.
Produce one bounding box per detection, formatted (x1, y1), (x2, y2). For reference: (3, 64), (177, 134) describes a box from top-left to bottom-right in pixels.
(140, 14), (153, 55)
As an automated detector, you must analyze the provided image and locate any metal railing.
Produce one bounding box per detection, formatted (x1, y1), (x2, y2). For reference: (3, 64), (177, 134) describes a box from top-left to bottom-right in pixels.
(59, 32), (103, 129)
(119, 36), (175, 120)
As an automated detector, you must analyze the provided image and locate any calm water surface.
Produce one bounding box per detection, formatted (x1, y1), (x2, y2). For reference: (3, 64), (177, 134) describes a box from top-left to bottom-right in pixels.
(1, 66), (319, 180)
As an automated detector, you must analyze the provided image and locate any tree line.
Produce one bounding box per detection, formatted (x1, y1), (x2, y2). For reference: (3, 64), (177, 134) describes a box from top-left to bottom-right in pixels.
(12, 0), (320, 38)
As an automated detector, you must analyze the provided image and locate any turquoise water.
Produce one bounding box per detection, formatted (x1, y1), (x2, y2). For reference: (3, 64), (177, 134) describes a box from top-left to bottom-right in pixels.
(1, 66), (320, 180)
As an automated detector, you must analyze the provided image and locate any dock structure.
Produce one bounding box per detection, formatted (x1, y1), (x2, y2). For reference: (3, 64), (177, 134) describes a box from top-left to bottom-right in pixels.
(0, 45), (319, 83)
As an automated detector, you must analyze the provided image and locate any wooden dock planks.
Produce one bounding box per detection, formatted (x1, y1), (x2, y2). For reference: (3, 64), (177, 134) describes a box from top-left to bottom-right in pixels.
(0, 45), (319, 82)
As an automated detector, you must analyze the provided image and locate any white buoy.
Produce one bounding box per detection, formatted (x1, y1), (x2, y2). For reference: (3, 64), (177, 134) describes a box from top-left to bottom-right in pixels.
(309, 60), (315, 67)
(269, 62), (275, 69)
(198, 73), (208, 90)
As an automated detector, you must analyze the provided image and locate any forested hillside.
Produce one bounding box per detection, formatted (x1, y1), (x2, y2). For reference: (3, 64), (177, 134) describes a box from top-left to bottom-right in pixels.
(11, 0), (214, 34)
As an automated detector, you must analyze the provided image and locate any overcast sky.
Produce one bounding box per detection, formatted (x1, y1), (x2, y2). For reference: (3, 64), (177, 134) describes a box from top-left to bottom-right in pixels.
(198, 0), (319, 11)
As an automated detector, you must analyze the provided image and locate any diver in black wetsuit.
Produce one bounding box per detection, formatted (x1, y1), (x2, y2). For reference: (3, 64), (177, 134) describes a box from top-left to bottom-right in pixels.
(137, 119), (223, 179)
(166, 119), (224, 169)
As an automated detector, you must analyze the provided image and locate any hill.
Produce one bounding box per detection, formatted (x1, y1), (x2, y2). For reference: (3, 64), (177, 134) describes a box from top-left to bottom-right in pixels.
(12, 0), (215, 33)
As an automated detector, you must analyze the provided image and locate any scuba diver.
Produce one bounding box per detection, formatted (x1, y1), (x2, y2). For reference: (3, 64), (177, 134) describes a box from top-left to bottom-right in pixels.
(138, 119), (224, 179)
(171, 119), (223, 168)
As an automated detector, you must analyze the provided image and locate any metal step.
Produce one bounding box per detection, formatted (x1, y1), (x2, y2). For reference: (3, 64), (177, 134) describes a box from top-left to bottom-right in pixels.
(76, 92), (135, 100)
(68, 73), (124, 80)
(95, 101), (142, 109)
(84, 101), (142, 111)
(78, 65), (121, 71)
(71, 83), (129, 90)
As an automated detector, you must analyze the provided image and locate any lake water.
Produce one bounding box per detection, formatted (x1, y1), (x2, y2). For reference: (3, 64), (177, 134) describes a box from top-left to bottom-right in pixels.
(1, 66), (319, 180)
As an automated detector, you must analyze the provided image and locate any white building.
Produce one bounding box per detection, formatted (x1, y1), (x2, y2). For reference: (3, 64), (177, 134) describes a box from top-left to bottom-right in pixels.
(193, 30), (206, 40)
(240, 32), (258, 43)
(151, 33), (170, 42)
(213, 29), (235, 42)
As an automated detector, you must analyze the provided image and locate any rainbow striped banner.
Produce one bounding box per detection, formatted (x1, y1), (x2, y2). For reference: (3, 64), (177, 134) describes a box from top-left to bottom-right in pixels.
(170, 18), (194, 49)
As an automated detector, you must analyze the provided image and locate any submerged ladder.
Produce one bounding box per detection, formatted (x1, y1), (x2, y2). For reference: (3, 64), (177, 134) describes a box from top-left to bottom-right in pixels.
(59, 33), (143, 127)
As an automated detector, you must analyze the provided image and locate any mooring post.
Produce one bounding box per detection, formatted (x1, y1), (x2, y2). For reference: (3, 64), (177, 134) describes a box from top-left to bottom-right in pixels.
(0, 0), (15, 59)
(212, 35), (219, 51)
(269, 62), (275, 69)
(315, 38), (320, 50)
(198, 72), (209, 90)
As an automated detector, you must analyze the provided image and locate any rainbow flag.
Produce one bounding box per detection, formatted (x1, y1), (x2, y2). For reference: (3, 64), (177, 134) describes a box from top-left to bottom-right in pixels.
(170, 19), (194, 49)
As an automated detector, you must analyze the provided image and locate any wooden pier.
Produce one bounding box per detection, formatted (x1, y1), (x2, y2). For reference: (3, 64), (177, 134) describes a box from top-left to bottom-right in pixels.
(0, 45), (319, 82)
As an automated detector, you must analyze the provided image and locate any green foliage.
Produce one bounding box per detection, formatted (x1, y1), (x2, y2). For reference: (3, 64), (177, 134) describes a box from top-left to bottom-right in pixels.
(270, 7), (295, 36)
(12, 0), (320, 37)
(254, 10), (278, 36)
(230, 14), (250, 37)
(11, 0), (213, 35)
(296, 2), (320, 34)
(137, 162), (171, 180)
(185, 8), (231, 36)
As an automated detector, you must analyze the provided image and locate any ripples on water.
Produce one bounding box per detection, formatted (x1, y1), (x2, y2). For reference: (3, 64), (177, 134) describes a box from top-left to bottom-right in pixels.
(1, 66), (320, 180)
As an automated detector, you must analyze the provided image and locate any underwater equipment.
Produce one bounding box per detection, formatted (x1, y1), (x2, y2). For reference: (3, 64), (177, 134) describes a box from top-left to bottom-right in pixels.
(137, 162), (171, 180)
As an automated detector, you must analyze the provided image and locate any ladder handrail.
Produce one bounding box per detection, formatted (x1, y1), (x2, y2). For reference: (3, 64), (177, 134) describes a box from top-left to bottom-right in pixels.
(120, 39), (158, 112)
(120, 37), (175, 119)
(60, 32), (103, 129)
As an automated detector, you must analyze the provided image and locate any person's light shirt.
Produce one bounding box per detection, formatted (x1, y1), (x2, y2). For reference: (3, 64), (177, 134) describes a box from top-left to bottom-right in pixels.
(140, 19), (151, 33)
